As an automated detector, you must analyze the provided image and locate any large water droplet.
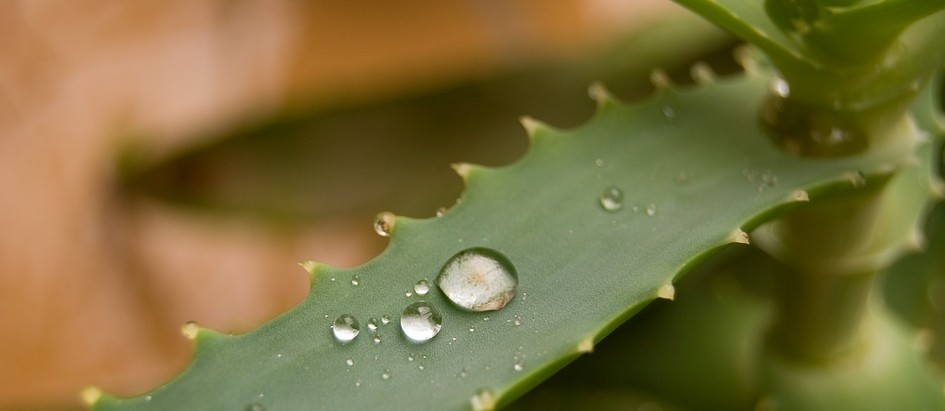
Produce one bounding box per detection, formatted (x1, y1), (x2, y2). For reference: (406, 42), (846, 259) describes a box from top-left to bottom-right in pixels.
(373, 212), (395, 237)
(332, 314), (360, 343)
(401, 302), (443, 342)
(414, 279), (430, 296)
(436, 248), (518, 312)
(599, 186), (624, 212)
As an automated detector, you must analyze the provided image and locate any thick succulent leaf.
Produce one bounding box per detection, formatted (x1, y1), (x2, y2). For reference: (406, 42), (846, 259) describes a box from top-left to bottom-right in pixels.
(93, 64), (917, 410)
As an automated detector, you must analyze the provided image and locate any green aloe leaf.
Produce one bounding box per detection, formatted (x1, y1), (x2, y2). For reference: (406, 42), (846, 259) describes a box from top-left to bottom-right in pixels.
(92, 60), (928, 410)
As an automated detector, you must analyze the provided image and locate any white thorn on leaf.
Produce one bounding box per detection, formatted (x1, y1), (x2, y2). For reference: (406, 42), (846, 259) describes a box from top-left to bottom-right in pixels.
(519, 116), (543, 137)
(81, 386), (103, 406)
(587, 82), (613, 106)
(731, 229), (750, 245)
(690, 62), (714, 84)
(181, 321), (200, 340)
(451, 163), (474, 179)
(790, 190), (810, 202)
(299, 259), (319, 274)
(657, 284), (675, 300)
(577, 338), (594, 353)
(470, 389), (496, 411)
(649, 69), (671, 90)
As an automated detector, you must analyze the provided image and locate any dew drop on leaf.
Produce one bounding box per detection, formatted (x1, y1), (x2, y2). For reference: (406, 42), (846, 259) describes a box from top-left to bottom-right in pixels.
(381, 369), (391, 381)
(599, 186), (624, 212)
(381, 314), (391, 325)
(436, 248), (518, 312)
(351, 275), (360, 286)
(414, 279), (430, 296)
(332, 314), (360, 343)
(367, 318), (379, 332)
(401, 302), (443, 342)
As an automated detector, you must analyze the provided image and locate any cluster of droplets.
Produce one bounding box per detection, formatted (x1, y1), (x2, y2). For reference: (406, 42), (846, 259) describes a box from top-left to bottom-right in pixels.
(328, 247), (518, 345)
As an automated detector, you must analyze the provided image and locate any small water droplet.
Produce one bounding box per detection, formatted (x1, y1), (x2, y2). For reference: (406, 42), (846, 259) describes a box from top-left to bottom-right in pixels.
(469, 327), (475, 332)
(594, 158), (604, 167)
(483, 316), (490, 321)
(351, 275), (360, 286)
(436, 207), (447, 217)
(381, 369), (391, 381)
(405, 290), (413, 297)
(332, 314), (360, 343)
(144, 396), (152, 402)
(401, 302), (443, 342)
(645, 204), (657, 216)
(407, 355), (415, 362)
(761, 96), (867, 157)
(437, 248), (518, 312)
(513, 363), (524, 372)
(346, 359), (354, 366)
(599, 186), (624, 212)
(381, 315), (391, 325)
(367, 318), (379, 332)
(246, 403), (266, 411)
(662, 106), (676, 119)
(355, 379), (362, 387)
(418, 364), (426, 370)
(414, 279), (430, 296)
(373, 334), (382, 344)
(373, 212), (395, 237)
(470, 389), (496, 411)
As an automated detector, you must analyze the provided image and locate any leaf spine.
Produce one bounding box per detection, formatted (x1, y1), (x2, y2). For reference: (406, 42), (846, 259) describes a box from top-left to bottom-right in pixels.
(80, 386), (102, 407)
(649, 69), (671, 90)
(731, 229), (751, 245)
(576, 337), (594, 353)
(181, 321), (200, 340)
(657, 284), (675, 300)
(690, 62), (715, 84)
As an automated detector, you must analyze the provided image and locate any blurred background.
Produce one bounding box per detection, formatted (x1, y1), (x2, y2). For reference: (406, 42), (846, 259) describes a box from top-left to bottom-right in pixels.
(0, 1), (736, 409)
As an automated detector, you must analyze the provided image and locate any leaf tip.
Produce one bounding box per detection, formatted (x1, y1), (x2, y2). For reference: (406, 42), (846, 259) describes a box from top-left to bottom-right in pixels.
(576, 337), (594, 354)
(657, 284), (676, 301)
(181, 320), (200, 340)
(80, 386), (103, 407)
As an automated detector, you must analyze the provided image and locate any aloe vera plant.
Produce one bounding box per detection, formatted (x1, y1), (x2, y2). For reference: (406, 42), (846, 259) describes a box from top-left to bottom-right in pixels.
(89, 0), (945, 410)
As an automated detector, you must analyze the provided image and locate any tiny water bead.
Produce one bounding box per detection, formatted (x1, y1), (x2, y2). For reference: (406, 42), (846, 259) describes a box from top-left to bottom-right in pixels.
(381, 315), (391, 325)
(437, 248), (518, 312)
(599, 186), (624, 212)
(760, 96), (867, 157)
(414, 279), (430, 296)
(470, 389), (496, 411)
(401, 302), (443, 342)
(367, 318), (379, 332)
(351, 275), (360, 286)
(246, 403), (266, 411)
(346, 359), (354, 366)
(381, 369), (391, 381)
(373, 211), (396, 237)
(332, 314), (360, 343)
